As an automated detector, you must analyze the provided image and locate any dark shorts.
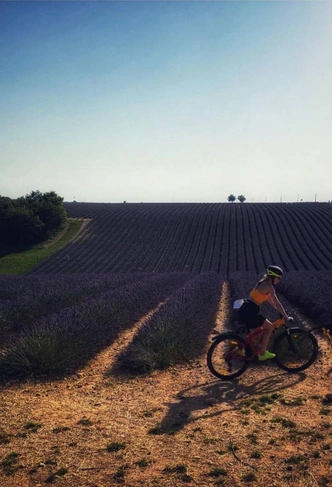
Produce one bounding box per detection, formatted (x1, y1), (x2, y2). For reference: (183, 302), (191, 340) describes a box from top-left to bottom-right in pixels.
(238, 300), (266, 328)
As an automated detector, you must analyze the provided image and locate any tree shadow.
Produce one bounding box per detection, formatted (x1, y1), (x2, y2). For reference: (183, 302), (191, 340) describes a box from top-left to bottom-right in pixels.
(155, 371), (307, 434)
(0, 243), (34, 258)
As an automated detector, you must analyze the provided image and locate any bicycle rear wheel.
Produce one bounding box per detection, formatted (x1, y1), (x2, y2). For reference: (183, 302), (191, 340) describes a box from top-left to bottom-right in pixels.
(274, 328), (318, 372)
(207, 332), (248, 380)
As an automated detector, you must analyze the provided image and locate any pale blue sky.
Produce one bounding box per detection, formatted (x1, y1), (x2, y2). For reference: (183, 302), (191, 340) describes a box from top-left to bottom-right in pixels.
(1, 1), (331, 203)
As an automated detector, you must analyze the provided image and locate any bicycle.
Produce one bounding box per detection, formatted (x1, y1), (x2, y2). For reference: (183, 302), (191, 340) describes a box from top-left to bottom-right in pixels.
(207, 301), (319, 380)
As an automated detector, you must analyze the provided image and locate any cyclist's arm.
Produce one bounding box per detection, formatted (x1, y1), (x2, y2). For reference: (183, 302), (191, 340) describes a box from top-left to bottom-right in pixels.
(268, 288), (288, 318)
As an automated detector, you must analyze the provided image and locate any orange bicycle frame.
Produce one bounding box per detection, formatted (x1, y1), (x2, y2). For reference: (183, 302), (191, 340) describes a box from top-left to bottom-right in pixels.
(246, 316), (286, 356)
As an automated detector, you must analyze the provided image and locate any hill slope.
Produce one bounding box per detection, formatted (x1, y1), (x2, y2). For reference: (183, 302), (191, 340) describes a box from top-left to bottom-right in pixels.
(30, 202), (332, 275)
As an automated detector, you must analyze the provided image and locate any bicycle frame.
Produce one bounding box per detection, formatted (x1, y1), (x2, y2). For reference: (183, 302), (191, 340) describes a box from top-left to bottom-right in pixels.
(239, 315), (287, 358)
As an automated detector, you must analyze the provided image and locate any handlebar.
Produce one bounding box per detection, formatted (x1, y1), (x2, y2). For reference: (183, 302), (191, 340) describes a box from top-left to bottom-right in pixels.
(278, 313), (294, 323)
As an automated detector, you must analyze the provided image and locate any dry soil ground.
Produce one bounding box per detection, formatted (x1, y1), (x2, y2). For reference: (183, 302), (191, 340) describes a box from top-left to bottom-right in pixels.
(1, 307), (332, 487)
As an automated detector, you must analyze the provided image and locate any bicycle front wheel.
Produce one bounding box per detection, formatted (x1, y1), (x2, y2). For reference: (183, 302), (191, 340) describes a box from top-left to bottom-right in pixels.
(274, 328), (318, 372)
(207, 332), (248, 380)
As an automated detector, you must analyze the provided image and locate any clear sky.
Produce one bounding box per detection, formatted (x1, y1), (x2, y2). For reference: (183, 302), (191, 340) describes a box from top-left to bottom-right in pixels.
(1, 1), (331, 203)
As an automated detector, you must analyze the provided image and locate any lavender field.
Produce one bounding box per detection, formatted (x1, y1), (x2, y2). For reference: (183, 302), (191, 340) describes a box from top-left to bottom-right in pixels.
(0, 269), (331, 380)
(29, 202), (332, 275)
(1, 202), (331, 380)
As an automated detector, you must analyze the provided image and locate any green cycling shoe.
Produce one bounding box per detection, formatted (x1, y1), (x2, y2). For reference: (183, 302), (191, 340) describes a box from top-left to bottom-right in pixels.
(258, 350), (276, 361)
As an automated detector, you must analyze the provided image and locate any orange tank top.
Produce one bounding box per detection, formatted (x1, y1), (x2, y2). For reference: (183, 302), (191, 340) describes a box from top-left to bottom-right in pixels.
(249, 287), (270, 304)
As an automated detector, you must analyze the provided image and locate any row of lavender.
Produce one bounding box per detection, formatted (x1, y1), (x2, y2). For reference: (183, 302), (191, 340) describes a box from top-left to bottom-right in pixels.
(0, 273), (150, 344)
(0, 273), (224, 380)
(29, 203), (332, 274)
(278, 271), (332, 327)
(116, 272), (223, 372)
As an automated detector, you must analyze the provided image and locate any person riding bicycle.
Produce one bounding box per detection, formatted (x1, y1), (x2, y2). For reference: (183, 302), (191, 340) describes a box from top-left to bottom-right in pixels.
(238, 265), (292, 361)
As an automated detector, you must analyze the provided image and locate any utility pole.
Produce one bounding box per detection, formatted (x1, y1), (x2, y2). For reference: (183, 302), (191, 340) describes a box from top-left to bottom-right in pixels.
(315, 193), (317, 202)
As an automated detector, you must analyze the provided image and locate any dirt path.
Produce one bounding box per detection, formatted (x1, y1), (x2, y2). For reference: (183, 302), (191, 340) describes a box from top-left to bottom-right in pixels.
(1, 305), (332, 487)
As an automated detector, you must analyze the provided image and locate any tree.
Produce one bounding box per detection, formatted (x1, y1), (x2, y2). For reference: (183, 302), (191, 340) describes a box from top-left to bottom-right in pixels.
(1, 207), (45, 245)
(227, 194), (236, 202)
(0, 195), (13, 211)
(18, 190), (64, 207)
(0, 190), (67, 246)
(34, 200), (67, 238)
(237, 195), (246, 203)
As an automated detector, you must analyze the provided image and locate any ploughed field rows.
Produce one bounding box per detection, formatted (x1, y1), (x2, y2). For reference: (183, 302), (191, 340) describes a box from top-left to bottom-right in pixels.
(0, 270), (331, 381)
(29, 202), (332, 275)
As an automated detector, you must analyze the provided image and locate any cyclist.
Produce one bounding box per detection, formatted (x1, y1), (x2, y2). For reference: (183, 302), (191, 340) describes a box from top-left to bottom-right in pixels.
(238, 265), (292, 361)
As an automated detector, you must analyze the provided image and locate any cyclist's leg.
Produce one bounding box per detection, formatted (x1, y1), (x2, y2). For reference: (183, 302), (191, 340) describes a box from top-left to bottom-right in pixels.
(258, 319), (274, 356)
(238, 303), (274, 359)
(247, 312), (275, 359)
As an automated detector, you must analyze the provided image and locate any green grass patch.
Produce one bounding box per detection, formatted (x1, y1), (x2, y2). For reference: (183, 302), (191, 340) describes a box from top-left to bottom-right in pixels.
(0, 430), (11, 444)
(106, 442), (126, 452)
(135, 458), (151, 468)
(285, 455), (307, 464)
(246, 433), (258, 444)
(288, 428), (325, 442)
(208, 467), (227, 477)
(163, 464), (187, 474)
(279, 396), (306, 406)
(0, 219), (84, 275)
(24, 422), (42, 433)
(250, 450), (262, 459)
(52, 426), (71, 433)
(112, 464), (129, 481)
(1, 452), (20, 476)
(271, 417), (297, 428)
(77, 419), (93, 426)
(238, 394), (282, 415)
(242, 472), (257, 482)
(45, 467), (68, 483)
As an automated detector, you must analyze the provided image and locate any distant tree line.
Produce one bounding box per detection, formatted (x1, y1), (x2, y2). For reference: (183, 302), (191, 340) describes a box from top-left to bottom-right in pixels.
(227, 194), (246, 203)
(0, 190), (67, 246)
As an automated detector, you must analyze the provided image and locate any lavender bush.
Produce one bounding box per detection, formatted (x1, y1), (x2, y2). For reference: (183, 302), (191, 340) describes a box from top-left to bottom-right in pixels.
(117, 272), (223, 373)
(228, 272), (259, 302)
(0, 273), (193, 380)
(0, 273), (148, 344)
(278, 270), (332, 326)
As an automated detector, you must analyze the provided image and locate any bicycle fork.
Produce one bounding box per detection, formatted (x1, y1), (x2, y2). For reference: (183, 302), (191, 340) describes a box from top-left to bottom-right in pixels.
(284, 328), (299, 353)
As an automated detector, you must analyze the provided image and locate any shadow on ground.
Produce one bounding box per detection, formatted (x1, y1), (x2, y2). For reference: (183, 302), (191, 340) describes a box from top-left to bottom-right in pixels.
(156, 370), (307, 434)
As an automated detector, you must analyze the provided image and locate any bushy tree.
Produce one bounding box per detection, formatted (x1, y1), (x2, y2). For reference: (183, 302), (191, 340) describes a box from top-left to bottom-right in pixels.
(238, 195), (246, 203)
(227, 194), (236, 202)
(0, 190), (67, 246)
(2, 207), (45, 245)
(34, 200), (67, 237)
(0, 196), (13, 211)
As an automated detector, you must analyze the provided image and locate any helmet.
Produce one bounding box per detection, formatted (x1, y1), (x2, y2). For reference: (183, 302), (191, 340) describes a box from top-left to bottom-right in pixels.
(266, 265), (283, 278)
